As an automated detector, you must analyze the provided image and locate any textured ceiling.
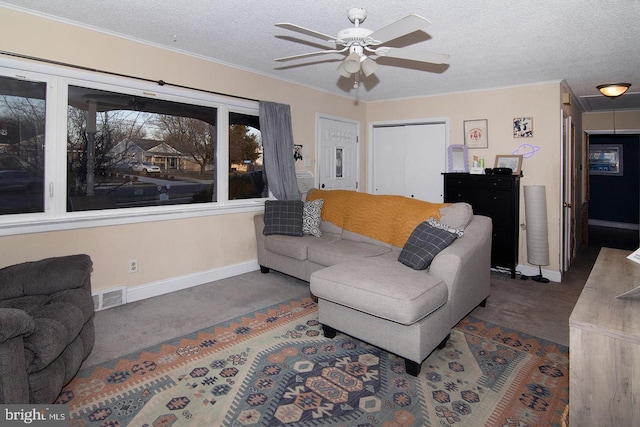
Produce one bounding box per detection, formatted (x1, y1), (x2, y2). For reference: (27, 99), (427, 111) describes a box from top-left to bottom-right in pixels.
(1, 0), (639, 111)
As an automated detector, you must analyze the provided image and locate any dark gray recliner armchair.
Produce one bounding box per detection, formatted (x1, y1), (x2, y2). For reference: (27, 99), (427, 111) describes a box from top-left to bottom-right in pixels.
(0, 254), (95, 403)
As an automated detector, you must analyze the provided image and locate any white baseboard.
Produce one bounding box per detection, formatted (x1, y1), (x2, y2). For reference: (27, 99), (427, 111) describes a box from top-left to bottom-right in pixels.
(126, 260), (260, 304)
(517, 264), (562, 283)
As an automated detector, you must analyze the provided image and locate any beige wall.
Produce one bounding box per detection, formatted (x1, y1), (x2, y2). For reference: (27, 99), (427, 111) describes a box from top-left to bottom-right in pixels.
(0, 7), (363, 293)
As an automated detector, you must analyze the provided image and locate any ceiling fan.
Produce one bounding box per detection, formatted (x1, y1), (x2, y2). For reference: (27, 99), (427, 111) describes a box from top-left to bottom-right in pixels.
(275, 7), (449, 88)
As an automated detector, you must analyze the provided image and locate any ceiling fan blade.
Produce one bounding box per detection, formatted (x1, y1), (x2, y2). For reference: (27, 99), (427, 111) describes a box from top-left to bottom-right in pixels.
(275, 23), (337, 42)
(368, 14), (431, 44)
(375, 47), (449, 64)
(275, 48), (346, 62)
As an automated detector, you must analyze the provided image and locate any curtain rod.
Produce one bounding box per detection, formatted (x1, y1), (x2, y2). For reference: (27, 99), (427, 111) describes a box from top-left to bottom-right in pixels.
(0, 50), (262, 103)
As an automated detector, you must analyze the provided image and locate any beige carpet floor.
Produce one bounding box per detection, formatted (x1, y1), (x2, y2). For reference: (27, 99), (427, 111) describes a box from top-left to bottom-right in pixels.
(82, 245), (603, 369)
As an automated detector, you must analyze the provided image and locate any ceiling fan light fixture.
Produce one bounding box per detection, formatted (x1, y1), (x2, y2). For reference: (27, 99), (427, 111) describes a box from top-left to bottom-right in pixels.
(360, 56), (378, 77)
(336, 61), (351, 78)
(275, 8), (450, 90)
(597, 83), (631, 98)
(343, 52), (362, 74)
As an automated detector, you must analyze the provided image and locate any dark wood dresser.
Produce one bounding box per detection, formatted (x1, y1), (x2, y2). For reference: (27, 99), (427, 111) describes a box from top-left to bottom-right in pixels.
(443, 173), (521, 277)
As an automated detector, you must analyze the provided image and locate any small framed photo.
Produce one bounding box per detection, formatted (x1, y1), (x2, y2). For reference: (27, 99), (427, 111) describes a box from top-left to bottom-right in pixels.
(464, 119), (488, 148)
(495, 154), (523, 175)
(513, 117), (533, 137)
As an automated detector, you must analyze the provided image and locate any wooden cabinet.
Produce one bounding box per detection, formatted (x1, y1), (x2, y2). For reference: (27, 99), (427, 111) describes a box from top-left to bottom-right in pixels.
(443, 173), (520, 277)
(569, 248), (640, 426)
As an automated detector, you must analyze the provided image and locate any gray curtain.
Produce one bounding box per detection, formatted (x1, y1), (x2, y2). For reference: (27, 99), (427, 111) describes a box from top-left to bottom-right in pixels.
(259, 101), (301, 200)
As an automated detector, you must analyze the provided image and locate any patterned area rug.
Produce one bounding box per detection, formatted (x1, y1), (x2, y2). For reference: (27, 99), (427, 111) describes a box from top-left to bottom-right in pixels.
(58, 297), (569, 426)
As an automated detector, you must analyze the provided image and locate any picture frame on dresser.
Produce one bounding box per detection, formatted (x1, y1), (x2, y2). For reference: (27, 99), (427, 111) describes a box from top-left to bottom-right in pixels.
(495, 154), (523, 175)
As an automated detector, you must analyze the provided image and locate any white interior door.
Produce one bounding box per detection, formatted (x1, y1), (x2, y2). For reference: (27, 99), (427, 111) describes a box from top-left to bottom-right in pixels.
(371, 122), (446, 202)
(317, 115), (359, 190)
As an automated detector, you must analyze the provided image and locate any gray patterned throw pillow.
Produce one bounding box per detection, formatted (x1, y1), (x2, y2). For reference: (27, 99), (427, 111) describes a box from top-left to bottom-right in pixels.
(398, 221), (458, 270)
(303, 199), (324, 237)
(427, 217), (464, 237)
(263, 200), (304, 236)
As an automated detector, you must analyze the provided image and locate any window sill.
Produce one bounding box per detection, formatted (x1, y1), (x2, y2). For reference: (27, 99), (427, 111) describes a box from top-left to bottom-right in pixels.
(0, 200), (266, 237)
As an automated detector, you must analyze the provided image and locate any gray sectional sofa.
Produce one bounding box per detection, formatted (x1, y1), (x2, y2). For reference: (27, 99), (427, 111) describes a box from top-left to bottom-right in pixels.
(254, 189), (492, 375)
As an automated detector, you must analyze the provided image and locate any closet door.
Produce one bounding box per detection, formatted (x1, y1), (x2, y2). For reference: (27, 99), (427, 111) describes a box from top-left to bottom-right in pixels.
(405, 123), (446, 201)
(372, 126), (406, 196)
(372, 122), (446, 202)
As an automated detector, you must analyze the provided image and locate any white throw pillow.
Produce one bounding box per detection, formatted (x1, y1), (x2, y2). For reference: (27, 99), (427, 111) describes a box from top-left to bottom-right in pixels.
(303, 199), (324, 237)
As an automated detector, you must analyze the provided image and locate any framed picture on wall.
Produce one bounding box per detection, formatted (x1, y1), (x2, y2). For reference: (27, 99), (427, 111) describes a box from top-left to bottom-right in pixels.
(513, 117), (533, 137)
(589, 144), (623, 176)
(464, 119), (488, 148)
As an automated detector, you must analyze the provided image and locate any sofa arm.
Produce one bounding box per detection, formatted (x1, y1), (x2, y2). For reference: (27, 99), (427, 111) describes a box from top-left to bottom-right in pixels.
(0, 308), (35, 343)
(429, 215), (492, 321)
(0, 309), (32, 403)
(0, 254), (93, 300)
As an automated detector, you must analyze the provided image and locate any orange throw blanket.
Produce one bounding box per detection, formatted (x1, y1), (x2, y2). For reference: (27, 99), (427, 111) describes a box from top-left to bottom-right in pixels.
(306, 189), (449, 247)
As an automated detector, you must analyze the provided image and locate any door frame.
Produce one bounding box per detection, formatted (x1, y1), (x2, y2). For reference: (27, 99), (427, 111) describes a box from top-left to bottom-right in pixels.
(316, 113), (361, 191)
(561, 112), (575, 272)
(367, 117), (450, 195)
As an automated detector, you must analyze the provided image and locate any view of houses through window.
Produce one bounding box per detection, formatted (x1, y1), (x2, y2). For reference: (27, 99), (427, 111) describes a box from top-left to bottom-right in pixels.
(0, 72), (266, 220)
(0, 76), (46, 215)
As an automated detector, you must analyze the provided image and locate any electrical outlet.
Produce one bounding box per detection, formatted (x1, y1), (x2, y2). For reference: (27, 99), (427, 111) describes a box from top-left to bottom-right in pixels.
(128, 259), (138, 274)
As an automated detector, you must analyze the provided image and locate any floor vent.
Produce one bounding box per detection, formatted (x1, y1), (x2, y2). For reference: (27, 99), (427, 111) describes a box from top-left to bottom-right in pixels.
(93, 286), (127, 311)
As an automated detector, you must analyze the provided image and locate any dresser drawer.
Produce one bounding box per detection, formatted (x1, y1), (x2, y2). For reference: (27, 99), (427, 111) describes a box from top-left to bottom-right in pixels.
(445, 175), (514, 190)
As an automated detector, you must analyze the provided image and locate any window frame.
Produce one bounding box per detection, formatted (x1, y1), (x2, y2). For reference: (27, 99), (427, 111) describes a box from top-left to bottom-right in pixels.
(0, 58), (267, 237)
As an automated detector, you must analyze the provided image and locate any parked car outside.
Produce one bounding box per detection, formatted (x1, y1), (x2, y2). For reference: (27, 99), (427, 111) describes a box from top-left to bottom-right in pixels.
(130, 162), (161, 174)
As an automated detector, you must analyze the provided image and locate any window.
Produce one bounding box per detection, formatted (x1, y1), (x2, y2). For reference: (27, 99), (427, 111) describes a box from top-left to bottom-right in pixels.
(0, 61), (267, 233)
(67, 85), (218, 211)
(0, 75), (46, 215)
(228, 112), (265, 200)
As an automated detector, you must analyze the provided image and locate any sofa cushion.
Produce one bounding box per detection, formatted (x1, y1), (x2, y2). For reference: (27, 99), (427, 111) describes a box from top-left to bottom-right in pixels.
(302, 199), (324, 237)
(263, 200), (304, 236)
(439, 202), (473, 230)
(341, 229), (395, 249)
(398, 222), (458, 270)
(265, 233), (341, 260)
(310, 260), (448, 325)
(308, 240), (391, 266)
(320, 220), (342, 235)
